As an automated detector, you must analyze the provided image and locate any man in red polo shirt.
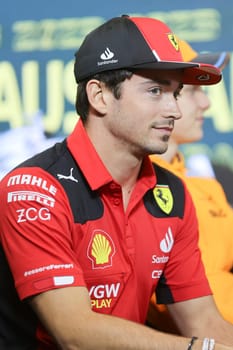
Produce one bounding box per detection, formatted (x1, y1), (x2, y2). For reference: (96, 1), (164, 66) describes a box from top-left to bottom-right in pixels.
(0, 15), (233, 350)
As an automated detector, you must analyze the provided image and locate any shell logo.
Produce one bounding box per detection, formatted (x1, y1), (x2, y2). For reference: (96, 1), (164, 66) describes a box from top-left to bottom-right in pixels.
(87, 230), (116, 269)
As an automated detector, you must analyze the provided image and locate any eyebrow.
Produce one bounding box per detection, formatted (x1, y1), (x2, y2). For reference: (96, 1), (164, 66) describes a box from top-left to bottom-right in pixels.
(145, 78), (171, 86)
(155, 79), (172, 85)
(143, 77), (183, 86)
(142, 79), (183, 91)
(177, 82), (184, 90)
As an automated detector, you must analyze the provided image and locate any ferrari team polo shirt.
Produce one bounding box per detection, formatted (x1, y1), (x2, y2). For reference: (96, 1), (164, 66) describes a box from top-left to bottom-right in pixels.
(0, 120), (211, 348)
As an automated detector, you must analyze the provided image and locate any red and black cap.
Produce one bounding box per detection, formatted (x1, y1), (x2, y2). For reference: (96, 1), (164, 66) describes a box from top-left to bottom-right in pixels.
(74, 15), (222, 85)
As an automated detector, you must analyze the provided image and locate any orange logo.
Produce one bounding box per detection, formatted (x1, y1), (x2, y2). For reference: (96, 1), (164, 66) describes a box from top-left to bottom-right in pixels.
(87, 230), (116, 269)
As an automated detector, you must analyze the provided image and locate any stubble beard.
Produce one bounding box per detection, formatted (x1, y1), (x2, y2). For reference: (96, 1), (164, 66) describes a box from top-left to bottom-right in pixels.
(145, 134), (170, 156)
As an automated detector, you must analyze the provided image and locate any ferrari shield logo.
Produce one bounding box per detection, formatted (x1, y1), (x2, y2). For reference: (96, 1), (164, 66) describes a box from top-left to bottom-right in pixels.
(168, 34), (179, 51)
(153, 185), (173, 214)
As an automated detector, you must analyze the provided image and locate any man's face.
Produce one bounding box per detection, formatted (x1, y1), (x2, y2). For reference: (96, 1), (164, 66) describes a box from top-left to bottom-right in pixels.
(101, 69), (183, 157)
(171, 85), (211, 145)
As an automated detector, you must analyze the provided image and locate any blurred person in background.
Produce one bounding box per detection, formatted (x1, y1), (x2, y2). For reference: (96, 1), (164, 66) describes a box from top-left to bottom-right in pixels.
(0, 112), (62, 180)
(148, 39), (233, 332)
(211, 161), (233, 206)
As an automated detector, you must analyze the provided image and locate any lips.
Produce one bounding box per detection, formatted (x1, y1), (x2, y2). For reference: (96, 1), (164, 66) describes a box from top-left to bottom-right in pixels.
(154, 125), (174, 133)
(196, 117), (204, 124)
(151, 119), (175, 137)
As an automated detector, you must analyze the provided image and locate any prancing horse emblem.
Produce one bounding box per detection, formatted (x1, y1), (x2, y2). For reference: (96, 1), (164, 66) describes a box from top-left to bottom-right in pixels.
(153, 184), (173, 214)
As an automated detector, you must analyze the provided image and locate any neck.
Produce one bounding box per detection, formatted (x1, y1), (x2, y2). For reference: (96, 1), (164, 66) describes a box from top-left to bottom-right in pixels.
(85, 117), (143, 187)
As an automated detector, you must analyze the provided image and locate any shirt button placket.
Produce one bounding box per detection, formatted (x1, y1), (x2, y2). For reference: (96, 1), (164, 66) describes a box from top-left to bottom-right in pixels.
(109, 183), (121, 206)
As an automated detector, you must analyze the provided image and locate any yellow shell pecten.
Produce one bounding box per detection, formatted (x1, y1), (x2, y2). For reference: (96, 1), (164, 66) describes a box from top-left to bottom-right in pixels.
(91, 233), (112, 264)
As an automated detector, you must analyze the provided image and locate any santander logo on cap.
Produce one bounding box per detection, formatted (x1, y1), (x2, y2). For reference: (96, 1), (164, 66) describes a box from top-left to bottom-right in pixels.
(100, 47), (114, 60)
(98, 47), (118, 67)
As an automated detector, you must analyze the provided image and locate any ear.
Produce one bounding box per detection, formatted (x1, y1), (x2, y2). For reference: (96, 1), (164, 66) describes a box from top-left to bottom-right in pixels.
(86, 79), (108, 115)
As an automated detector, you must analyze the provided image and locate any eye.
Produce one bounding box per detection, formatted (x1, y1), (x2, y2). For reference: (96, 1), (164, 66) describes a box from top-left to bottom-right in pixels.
(174, 90), (181, 100)
(149, 87), (162, 96)
(174, 84), (183, 100)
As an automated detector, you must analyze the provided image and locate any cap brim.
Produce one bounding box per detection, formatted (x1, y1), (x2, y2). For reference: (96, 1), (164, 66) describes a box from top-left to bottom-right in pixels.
(193, 52), (230, 71)
(182, 63), (222, 85)
(129, 61), (222, 85)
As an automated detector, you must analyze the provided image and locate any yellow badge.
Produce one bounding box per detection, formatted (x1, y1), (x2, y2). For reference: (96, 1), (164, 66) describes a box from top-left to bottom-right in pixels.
(168, 34), (179, 51)
(87, 230), (116, 269)
(153, 185), (173, 214)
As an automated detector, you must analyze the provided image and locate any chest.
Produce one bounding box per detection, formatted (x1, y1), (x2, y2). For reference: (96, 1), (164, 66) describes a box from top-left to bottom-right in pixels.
(72, 194), (179, 285)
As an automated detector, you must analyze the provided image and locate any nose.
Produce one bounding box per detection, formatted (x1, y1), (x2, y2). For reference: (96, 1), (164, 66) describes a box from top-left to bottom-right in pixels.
(164, 93), (182, 121)
(197, 88), (211, 111)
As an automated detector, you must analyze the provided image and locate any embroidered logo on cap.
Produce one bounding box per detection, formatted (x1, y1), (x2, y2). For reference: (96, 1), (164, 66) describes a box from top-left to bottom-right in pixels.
(197, 74), (211, 81)
(168, 34), (179, 51)
(98, 47), (118, 67)
(100, 47), (114, 60)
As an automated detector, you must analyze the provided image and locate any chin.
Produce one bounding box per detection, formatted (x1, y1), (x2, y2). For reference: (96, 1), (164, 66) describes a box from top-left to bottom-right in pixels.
(193, 133), (203, 142)
(149, 145), (168, 155)
(182, 133), (203, 143)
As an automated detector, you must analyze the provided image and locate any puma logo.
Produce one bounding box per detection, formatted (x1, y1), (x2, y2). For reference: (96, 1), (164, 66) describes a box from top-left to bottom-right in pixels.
(57, 168), (78, 183)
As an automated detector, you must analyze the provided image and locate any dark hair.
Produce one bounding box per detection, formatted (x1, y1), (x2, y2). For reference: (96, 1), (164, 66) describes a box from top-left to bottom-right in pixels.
(75, 69), (133, 122)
